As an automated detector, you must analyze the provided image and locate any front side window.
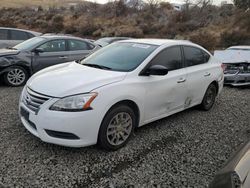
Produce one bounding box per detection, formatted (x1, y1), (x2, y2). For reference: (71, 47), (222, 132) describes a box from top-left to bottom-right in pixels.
(0, 29), (8, 40)
(183, 46), (210, 67)
(81, 42), (158, 72)
(10, 30), (29, 40)
(38, 40), (66, 52)
(150, 46), (183, 71)
(69, 40), (89, 51)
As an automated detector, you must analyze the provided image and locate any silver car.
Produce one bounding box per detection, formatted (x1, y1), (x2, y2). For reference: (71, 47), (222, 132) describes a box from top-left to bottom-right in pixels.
(0, 27), (42, 49)
(214, 46), (250, 86)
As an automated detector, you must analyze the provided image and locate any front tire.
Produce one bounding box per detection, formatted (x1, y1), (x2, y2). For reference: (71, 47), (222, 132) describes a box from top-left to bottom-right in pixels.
(3, 66), (28, 87)
(200, 83), (217, 111)
(98, 105), (136, 151)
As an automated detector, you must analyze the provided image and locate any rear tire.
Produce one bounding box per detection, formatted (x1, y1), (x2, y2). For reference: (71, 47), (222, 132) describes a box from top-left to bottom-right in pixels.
(98, 105), (136, 151)
(3, 66), (28, 87)
(200, 83), (217, 111)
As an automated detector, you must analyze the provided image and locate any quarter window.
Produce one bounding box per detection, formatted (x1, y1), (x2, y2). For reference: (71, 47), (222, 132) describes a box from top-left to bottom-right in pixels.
(10, 30), (29, 40)
(38, 40), (66, 52)
(150, 46), (183, 71)
(69, 40), (90, 51)
(0, 29), (8, 40)
(183, 46), (210, 66)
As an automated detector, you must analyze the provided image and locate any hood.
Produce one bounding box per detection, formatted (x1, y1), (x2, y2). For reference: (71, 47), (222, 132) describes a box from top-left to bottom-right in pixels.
(27, 62), (127, 97)
(0, 48), (20, 57)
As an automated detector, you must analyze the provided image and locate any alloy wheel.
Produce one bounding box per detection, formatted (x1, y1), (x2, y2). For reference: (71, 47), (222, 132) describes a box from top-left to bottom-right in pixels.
(205, 86), (216, 106)
(106, 112), (133, 146)
(7, 68), (26, 86)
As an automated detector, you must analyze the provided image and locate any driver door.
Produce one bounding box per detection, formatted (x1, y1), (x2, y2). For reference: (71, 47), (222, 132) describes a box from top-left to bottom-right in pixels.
(141, 46), (188, 123)
(32, 39), (71, 73)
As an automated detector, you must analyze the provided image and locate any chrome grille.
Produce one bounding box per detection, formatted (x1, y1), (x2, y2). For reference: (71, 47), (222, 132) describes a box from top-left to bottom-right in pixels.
(23, 87), (50, 112)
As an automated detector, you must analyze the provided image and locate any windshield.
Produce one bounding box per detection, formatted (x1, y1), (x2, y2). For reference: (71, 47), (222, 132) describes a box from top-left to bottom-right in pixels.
(81, 42), (158, 72)
(14, 37), (46, 50)
(94, 38), (111, 47)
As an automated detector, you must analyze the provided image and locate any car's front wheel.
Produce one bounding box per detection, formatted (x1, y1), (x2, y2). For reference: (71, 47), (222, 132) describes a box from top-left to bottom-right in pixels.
(3, 66), (28, 87)
(98, 104), (136, 151)
(200, 83), (217, 111)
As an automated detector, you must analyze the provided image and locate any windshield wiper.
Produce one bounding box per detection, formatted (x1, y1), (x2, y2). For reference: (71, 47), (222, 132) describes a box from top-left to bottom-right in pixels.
(83, 63), (112, 70)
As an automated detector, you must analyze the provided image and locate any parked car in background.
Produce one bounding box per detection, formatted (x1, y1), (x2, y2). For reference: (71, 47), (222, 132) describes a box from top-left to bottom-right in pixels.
(210, 141), (250, 188)
(87, 39), (95, 43)
(0, 27), (41, 49)
(94, 37), (132, 47)
(0, 34), (99, 86)
(214, 46), (250, 86)
(19, 39), (224, 150)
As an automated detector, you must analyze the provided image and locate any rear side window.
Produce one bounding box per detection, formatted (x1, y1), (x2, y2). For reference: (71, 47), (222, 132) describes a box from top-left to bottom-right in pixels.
(150, 46), (183, 71)
(10, 30), (29, 40)
(69, 40), (91, 51)
(0, 29), (8, 40)
(38, 40), (66, 52)
(27, 33), (35, 39)
(183, 46), (210, 67)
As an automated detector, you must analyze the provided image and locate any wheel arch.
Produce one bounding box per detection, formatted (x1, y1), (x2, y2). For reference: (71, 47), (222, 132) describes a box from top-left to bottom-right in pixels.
(0, 64), (31, 76)
(108, 100), (140, 127)
(210, 80), (219, 95)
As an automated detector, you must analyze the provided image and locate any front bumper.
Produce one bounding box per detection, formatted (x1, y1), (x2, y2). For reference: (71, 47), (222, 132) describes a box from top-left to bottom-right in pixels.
(224, 73), (250, 86)
(19, 95), (104, 148)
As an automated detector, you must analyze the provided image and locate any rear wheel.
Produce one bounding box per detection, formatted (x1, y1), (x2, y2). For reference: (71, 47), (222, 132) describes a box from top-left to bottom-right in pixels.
(200, 83), (217, 111)
(98, 105), (136, 151)
(3, 66), (28, 87)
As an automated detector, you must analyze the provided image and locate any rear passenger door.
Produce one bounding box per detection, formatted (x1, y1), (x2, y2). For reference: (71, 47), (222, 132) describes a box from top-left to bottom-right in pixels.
(67, 39), (95, 61)
(9, 30), (30, 47)
(32, 39), (71, 72)
(0, 29), (9, 48)
(183, 46), (213, 107)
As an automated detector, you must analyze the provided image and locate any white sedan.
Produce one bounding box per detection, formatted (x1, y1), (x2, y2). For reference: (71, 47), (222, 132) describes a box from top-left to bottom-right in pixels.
(19, 39), (224, 150)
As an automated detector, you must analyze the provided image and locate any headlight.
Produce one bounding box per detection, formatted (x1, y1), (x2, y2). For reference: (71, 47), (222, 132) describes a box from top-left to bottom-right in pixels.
(50, 93), (98, 112)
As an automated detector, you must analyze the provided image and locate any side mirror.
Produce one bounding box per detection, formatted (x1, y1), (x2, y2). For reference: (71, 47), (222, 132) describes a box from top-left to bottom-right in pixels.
(33, 48), (44, 54)
(145, 65), (168, 76)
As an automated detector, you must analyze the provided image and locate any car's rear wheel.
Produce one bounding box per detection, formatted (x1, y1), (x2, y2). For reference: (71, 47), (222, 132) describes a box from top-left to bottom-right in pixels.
(98, 105), (136, 151)
(3, 66), (28, 87)
(200, 83), (217, 111)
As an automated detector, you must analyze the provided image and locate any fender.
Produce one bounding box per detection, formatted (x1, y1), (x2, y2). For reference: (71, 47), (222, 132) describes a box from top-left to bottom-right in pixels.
(0, 63), (32, 76)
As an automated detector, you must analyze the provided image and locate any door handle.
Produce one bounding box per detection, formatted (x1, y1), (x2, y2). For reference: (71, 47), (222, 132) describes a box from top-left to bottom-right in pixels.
(204, 72), (211, 77)
(59, 56), (68, 59)
(177, 78), (186, 83)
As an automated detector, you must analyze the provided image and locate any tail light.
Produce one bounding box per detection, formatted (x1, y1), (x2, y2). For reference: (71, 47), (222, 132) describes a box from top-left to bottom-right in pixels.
(221, 64), (227, 71)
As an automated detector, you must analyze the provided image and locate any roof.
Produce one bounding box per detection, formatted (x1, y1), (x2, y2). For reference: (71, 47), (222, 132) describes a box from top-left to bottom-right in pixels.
(40, 34), (88, 41)
(0, 27), (41, 36)
(120, 38), (192, 46)
(228, 46), (250, 50)
(99, 37), (131, 40)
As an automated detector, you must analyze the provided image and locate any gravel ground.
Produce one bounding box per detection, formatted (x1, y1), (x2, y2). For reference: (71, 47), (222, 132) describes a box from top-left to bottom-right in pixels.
(0, 85), (249, 188)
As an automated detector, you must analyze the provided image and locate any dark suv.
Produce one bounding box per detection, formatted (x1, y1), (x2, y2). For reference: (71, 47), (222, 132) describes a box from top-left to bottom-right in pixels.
(0, 34), (99, 86)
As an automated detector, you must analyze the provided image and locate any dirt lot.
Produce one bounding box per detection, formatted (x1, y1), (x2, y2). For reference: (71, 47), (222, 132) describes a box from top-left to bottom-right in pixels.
(0, 85), (249, 187)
